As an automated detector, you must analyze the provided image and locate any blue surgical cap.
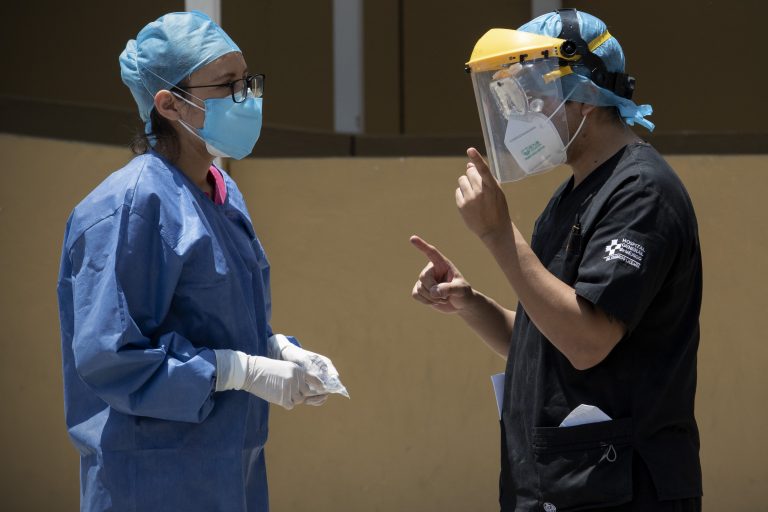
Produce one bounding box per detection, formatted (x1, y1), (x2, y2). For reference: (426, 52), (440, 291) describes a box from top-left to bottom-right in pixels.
(519, 10), (654, 131)
(119, 11), (241, 135)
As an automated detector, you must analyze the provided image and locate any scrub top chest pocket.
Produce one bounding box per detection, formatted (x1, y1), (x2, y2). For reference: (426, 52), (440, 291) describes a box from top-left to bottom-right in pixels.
(532, 418), (633, 511)
(559, 219), (584, 285)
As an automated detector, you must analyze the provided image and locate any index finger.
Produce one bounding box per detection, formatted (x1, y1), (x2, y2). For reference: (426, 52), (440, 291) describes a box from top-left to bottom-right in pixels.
(466, 147), (493, 179)
(410, 235), (449, 268)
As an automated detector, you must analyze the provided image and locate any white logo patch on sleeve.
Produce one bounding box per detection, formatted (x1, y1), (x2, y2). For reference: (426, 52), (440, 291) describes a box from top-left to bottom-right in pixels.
(604, 238), (645, 269)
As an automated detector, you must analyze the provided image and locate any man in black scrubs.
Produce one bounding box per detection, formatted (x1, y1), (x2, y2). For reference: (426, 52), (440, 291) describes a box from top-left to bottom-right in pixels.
(410, 9), (702, 511)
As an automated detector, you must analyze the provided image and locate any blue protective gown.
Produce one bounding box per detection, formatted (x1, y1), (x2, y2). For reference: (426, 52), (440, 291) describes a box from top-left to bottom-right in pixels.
(58, 151), (282, 511)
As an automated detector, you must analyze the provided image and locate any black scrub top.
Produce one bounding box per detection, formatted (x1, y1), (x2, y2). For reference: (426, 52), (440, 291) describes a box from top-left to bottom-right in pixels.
(500, 143), (702, 511)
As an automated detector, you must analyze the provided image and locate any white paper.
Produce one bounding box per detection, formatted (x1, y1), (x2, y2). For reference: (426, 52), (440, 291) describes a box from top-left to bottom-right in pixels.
(559, 404), (612, 427)
(491, 373), (505, 419)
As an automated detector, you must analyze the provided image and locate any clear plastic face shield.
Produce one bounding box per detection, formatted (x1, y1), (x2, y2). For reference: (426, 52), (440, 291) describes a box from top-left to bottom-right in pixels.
(466, 29), (578, 183)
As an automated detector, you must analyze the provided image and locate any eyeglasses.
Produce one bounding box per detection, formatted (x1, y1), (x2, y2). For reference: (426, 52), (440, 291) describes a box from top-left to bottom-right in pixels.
(178, 73), (265, 103)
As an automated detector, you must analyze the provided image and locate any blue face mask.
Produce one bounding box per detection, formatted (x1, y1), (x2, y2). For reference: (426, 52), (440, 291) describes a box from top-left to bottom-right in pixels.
(175, 91), (262, 160)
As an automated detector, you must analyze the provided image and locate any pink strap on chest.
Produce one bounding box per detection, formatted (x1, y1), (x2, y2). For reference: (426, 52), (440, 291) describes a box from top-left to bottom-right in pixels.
(206, 166), (227, 205)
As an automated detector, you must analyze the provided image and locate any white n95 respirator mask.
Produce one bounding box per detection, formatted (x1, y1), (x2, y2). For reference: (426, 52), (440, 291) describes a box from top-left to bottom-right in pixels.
(502, 96), (585, 175)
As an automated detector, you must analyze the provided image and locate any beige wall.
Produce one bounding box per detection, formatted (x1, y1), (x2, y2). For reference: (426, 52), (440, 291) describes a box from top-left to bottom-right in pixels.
(1, 134), (766, 510)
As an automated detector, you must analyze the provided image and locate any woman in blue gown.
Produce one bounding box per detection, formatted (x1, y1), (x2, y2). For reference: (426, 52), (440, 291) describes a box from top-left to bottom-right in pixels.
(57, 11), (340, 511)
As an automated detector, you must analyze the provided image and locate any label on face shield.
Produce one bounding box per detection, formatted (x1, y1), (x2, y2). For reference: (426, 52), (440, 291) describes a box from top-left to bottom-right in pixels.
(504, 113), (566, 174)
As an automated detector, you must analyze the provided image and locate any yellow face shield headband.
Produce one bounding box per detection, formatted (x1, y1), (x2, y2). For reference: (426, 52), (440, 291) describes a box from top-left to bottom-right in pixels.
(466, 22), (635, 100)
(464, 29), (579, 74)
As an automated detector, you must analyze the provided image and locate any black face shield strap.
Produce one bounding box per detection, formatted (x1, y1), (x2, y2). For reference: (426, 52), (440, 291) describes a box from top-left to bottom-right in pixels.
(556, 8), (636, 100)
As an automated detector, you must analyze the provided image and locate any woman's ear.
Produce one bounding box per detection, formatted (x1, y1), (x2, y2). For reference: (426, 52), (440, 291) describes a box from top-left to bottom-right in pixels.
(154, 90), (182, 121)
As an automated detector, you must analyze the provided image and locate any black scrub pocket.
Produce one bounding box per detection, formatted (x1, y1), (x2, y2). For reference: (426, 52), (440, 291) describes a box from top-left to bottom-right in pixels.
(532, 418), (633, 511)
(560, 224), (583, 284)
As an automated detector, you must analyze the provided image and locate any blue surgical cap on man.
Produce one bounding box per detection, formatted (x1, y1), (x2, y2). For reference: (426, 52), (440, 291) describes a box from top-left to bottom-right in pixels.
(119, 11), (241, 135)
(519, 10), (654, 131)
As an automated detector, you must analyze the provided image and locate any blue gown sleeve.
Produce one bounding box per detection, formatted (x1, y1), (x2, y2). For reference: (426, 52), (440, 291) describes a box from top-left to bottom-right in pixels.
(67, 207), (217, 423)
(256, 235), (301, 351)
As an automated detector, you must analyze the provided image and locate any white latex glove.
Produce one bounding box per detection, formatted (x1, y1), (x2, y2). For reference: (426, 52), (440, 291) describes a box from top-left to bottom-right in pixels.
(214, 349), (324, 410)
(268, 335), (349, 399)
